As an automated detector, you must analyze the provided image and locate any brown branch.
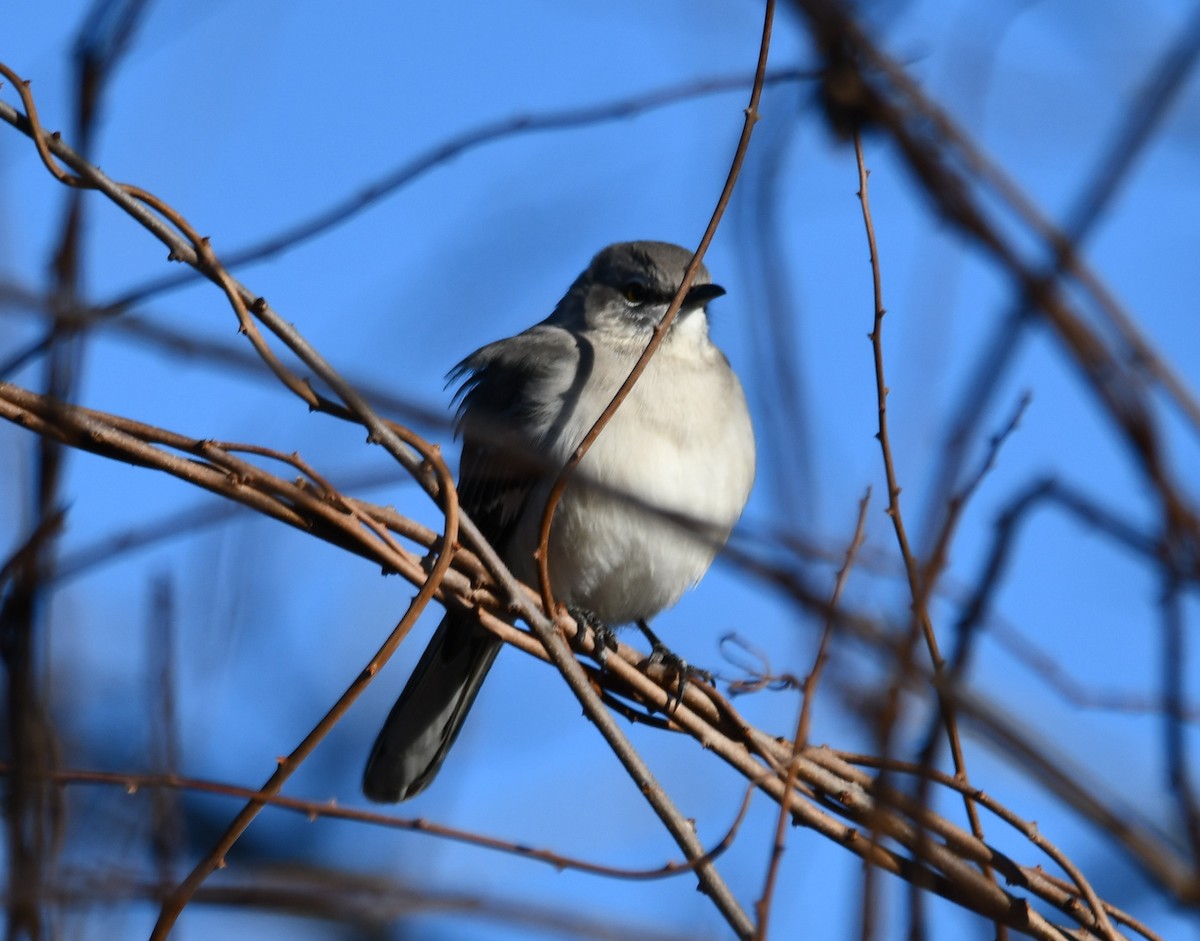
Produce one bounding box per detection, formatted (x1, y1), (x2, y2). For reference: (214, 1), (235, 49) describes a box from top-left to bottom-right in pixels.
(0, 763), (756, 885)
(754, 487), (870, 940)
(834, 752), (1148, 941)
(150, 474), (458, 935)
(533, 3), (777, 622)
(99, 68), (816, 312)
(797, 0), (1200, 540)
(1160, 572), (1200, 869)
(144, 574), (185, 889)
(795, 0), (1200, 557)
(852, 128), (1003, 939)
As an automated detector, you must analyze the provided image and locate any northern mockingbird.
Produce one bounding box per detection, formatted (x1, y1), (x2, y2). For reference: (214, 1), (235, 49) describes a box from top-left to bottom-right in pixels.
(363, 240), (755, 802)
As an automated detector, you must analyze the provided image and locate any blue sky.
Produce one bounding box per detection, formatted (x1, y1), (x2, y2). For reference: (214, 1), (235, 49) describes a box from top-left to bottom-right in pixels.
(2, 2), (1199, 939)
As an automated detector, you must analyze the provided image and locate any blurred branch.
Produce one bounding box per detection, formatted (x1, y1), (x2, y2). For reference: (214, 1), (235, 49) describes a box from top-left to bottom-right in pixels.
(792, 37), (1200, 908)
(949, 683), (1196, 906)
(48, 863), (703, 941)
(755, 487), (869, 940)
(791, 0), (1200, 552)
(0, 512), (65, 941)
(100, 67), (818, 312)
(950, 476), (1191, 684)
(0, 763), (754, 885)
(0, 0), (156, 928)
(923, 0), (1200, 550)
(0, 280), (450, 431)
(739, 520), (1198, 721)
(144, 575), (184, 890)
(733, 86), (816, 527)
(1160, 571), (1200, 869)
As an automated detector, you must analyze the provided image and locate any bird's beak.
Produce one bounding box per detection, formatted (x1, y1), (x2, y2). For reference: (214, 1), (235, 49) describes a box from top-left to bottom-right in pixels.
(682, 282), (726, 310)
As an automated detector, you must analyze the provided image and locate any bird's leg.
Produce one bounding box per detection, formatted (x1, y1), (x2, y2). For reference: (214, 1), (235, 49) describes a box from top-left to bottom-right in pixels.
(634, 618), (667, 653)
(636, 619), (713, 711)
(568, 605), (618, 666)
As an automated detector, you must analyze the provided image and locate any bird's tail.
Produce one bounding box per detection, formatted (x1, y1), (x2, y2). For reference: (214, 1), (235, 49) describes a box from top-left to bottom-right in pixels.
(362, 612), (503, 802)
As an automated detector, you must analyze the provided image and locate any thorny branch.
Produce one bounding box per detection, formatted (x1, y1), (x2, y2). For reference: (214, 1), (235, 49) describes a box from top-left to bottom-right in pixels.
(852, 126), (1019, 941)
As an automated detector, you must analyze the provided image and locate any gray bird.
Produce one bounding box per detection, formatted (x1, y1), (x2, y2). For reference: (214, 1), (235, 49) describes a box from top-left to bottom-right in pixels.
(362, 241), (756, 802)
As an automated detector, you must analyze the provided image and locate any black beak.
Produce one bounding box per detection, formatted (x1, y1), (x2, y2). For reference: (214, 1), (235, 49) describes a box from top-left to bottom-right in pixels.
(682, 282), (726, 310)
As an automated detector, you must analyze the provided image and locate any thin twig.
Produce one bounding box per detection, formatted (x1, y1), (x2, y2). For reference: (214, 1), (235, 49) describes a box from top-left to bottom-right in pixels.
(1160, 570), (1200, 866)
(98, 69), (815, 312)
(852, 127), (1005, 938)
(533, 3), (777, 623)
(754, 488), (870, 940)
(0, 763), (757, 885)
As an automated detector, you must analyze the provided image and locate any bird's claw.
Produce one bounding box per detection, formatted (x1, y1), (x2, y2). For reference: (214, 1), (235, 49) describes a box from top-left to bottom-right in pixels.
(648, 644), (712, 711)
(568, 606), (618, 666)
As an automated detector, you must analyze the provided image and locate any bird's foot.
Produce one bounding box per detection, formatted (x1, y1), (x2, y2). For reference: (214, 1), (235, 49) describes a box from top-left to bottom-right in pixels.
(568, 606), (618, 666)
(637, 619), (712, 711)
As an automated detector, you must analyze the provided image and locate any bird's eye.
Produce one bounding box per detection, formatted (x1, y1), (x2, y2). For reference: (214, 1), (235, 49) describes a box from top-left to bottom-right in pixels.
(621, 282), (647, 304)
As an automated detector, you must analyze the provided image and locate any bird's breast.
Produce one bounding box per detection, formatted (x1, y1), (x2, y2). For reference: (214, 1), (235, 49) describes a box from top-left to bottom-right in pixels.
(511, 338), (754, 625)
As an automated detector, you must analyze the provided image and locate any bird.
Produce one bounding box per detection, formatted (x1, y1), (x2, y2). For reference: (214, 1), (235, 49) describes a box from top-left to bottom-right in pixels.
(362, 240), (756, 802)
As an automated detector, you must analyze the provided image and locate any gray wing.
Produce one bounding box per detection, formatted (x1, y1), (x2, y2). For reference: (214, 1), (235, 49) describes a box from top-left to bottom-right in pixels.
(450, 324), (586, 554)
(362, 324), (585, 803)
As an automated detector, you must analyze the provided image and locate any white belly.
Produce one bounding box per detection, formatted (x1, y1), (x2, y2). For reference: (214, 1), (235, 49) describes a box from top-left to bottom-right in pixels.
(507, 327), (755, 625)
